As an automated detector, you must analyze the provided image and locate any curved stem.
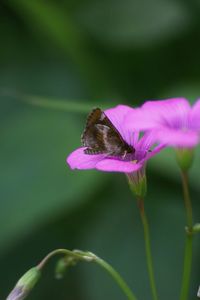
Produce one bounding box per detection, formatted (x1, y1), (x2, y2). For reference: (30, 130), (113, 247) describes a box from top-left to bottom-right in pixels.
(137, 197), (159, 300)
(37, 249), (79, 269)
(95, 256), (138, 300)
(180, 171), (193, 300)
(37, 249), (138, 300)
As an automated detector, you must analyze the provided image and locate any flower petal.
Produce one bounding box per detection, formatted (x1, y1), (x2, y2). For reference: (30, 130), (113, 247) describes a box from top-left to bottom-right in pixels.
(143, 98), (191, 128)
(143, 97), (190, 110)
(145, 144), (166, 161)
(190, 99), (200, 130)
(105, 105), (134, 146)
(153, 128), (199, 147)
(126, 98), (191, 130)
(137, 131), (157, 150)
(96, 158), (143, 173)
(67, 147), (105, 170)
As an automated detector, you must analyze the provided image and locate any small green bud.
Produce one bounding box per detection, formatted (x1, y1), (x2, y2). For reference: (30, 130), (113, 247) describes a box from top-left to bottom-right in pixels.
(176, 148), (194, 171)
(55, 256), (78, 279)
(55, 258), (68, 279)
(193, 223), (200, 233)
(197, 285), (200, 297)
(6, 267), (41, 300)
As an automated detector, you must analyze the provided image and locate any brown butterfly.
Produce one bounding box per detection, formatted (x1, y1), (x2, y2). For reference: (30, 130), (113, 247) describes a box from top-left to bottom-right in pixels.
(81, 108), (134, 157)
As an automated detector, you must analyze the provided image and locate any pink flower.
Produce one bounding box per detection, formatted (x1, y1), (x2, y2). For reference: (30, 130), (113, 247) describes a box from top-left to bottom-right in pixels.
(125, 98), (200, 148)
(67, 105), (164, 173)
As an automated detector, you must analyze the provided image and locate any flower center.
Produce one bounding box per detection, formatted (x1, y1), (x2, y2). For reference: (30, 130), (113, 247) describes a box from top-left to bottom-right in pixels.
(131, 159), (138, 164)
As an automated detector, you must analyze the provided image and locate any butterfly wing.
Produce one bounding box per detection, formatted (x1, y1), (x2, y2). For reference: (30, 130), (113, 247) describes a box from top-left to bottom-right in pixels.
(81, 108), (133, 156)
(81, 108), (106, 153)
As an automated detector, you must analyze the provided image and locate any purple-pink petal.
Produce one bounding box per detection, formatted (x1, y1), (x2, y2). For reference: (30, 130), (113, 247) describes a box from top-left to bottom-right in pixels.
(126, 97), (191, 131)
(6, 286), (27, 300)
(153, 128), (199, 147)
(67, 147), (105, 170)
(96, 158), (143, 173)
(67, 147), (145, 173)
(190, 99), (200, 130)
(125, 107), (161, 131)
(142, 97), (190, 111)
(137, 131), (157, 150)
(105, 105), (134, 146)
(143, 97), (190, 128)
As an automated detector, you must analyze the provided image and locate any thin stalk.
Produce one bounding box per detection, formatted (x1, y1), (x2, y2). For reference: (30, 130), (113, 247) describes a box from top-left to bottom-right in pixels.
(37, 249), (138, 300)
(180, 171), (193, 300)
(137, 197), (159, 300)
(37, 249), (80, 270)
(95, 257), (138, 300)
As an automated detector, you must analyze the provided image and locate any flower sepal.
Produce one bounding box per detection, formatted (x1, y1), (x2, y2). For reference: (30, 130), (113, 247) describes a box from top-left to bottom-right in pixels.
(127, 169), (147, 198)
(176, 148), (194, 171)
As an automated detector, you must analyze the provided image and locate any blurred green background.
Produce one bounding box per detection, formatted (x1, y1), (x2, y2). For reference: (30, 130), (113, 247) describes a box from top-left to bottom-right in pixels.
(1, 1), (200, 299)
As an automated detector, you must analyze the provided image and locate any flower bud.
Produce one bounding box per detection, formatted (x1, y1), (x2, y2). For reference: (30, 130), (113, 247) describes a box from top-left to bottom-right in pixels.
(6, 267), (41, 300)
(197, 285), (200, 298)
(176, 148), (194, 171)
(193, 223), (200, 233)
(55, 256), (78, 279)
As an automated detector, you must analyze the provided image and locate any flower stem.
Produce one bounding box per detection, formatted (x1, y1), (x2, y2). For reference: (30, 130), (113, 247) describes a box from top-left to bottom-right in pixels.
(137, 197), (159, 300)
(37, 249), (138, 300)
(180, 171), (193, 300)
(95, 256), (138, 300)
(37, 249), (79, 269)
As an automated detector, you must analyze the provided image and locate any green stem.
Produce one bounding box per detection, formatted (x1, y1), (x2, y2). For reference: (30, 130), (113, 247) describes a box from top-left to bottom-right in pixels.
(180, 171), (193, 300)
(37, 249), (80, 269)
(95, 256), (138, 300)
(37, 249), (138, 300)
(137, 197), (159, 300)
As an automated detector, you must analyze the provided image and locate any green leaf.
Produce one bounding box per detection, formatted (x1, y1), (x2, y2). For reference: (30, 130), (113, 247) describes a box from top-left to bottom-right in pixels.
(7, 0), (85, 61)
(0, 89), (93, 114)
(6, 0), (115, 97)
(76, 0), (190, 48)
(0, 102), (105, 253)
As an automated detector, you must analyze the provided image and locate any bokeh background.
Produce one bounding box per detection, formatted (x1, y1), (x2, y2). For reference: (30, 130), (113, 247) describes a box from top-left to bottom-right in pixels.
(1, 1), (200, 299)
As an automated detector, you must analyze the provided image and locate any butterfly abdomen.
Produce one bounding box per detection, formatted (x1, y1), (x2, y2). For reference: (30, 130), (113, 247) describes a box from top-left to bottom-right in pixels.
(84, 148), (104, 155)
